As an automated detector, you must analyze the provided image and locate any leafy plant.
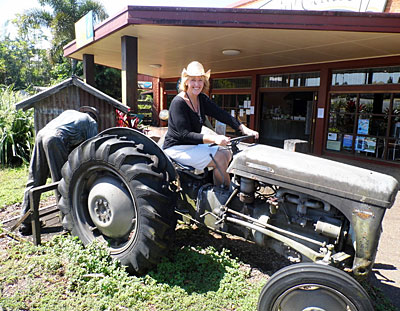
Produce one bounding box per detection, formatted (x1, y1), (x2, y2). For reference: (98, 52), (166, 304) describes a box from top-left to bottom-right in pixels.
(0, 85), (34, 166)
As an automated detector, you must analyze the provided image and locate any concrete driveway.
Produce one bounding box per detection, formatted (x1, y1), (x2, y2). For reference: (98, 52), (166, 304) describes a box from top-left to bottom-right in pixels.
(370, 191), (400, 310)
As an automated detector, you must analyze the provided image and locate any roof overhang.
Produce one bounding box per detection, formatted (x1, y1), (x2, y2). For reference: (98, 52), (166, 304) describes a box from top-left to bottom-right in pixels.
(64, 6), (400, 78)
(15, 76), (128, 112)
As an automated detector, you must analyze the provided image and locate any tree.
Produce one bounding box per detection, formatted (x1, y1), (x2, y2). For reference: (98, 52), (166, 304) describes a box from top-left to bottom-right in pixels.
(0, 37), (52, 89)
(16, 0), (108, 64)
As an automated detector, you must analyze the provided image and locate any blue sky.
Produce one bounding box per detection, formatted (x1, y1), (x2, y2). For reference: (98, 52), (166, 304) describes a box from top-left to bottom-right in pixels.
(0, 0), (235, 37)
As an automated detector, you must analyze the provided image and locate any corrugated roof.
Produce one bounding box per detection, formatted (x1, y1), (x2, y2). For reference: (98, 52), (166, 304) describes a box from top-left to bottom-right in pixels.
(15, 76), (128, 113)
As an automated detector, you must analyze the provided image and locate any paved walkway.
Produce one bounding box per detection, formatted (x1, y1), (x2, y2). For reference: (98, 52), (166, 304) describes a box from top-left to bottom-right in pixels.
(370, 191), (400, 310)
(322, 156), (400, 309)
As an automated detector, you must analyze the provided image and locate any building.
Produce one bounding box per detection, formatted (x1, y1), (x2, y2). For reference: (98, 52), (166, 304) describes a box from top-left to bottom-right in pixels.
(63, 3), (400, 167)
(15, 76), (128, 132)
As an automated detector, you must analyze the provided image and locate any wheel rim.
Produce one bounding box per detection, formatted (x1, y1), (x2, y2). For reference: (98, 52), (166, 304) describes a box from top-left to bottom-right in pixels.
(272, 283), (357, 311)
(72, 166), (138, 254)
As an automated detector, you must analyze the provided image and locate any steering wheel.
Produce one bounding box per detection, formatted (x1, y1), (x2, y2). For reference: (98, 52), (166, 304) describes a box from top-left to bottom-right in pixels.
(229, 135), (255, 154)
(209, 135), (255, 154)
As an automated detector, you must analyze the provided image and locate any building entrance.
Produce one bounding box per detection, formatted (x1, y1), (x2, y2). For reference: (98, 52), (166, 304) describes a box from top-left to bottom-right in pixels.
(259, 92), (315, 148)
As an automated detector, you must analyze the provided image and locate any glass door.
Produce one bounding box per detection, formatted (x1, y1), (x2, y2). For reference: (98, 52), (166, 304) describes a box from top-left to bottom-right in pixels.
(259, 91), (316, 148)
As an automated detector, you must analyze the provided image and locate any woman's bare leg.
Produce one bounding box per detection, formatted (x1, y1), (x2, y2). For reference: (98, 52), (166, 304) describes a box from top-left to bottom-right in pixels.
(208, 148), (232, 187)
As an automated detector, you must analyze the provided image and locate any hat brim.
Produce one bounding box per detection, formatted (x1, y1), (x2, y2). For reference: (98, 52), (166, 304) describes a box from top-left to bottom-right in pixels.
(182, 68), (211, 80)
(79, 106), (100, 123)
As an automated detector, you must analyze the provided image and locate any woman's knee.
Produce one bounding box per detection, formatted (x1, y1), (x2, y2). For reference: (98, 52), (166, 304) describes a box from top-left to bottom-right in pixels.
(215, 149), (231, 166)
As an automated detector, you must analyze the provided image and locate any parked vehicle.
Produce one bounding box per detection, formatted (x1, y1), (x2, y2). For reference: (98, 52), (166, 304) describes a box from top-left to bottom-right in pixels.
(58, 127), (398, 311)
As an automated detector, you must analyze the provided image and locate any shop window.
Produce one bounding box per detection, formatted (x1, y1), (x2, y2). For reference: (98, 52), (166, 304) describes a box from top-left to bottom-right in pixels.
(332, 66), (400, 86)
(212, 77), (252, 89)
(164, 81), (179, 91)
(326, 93), (400, 161)
(260, 72), (320, 88)
(211, 94), (250, 135)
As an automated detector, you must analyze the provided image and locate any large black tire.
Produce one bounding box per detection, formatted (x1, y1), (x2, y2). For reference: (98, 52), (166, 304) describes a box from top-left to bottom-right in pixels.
(258, 263), (374, 311)
(58, 130), (176, 275)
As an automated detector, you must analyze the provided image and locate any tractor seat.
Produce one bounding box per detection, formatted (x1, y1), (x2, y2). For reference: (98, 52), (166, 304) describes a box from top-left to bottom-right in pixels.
(171, 159), (208, 179)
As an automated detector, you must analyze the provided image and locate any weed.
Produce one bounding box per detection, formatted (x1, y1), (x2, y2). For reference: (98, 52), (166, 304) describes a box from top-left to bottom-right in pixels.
(0, 85), (34, 166)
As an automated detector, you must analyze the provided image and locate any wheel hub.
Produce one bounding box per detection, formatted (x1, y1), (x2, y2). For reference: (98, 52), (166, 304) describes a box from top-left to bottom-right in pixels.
(93, 198), (112, 224)
(88, 176), (136, 239)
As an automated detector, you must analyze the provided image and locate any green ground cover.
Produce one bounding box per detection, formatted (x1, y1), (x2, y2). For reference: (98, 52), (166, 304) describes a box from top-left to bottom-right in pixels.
(0, 166), (396, 311)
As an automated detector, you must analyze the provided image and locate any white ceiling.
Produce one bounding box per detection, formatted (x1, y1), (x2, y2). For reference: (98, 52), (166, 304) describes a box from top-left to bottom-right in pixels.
(66, 21), (400, 78)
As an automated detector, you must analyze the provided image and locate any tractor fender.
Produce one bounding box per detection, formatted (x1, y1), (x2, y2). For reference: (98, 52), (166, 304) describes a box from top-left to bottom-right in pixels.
(98, 127), (177, 183)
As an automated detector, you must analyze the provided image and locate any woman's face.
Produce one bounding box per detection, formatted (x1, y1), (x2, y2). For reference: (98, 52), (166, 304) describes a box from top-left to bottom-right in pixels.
(186, 76), (204, 96)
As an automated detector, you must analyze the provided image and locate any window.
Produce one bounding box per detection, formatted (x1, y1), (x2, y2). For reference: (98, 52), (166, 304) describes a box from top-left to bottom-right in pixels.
(332, 66), (400, 86)
(211, 94), (250, 135)
(212, 77), (252, 89)
(164, 81), (179, 91)
(260, 72), (320, 88)
(326, 93), (400, 161)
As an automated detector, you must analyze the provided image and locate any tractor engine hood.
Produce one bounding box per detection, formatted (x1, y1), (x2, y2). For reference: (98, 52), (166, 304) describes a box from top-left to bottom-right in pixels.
(227, 144), (398, 208)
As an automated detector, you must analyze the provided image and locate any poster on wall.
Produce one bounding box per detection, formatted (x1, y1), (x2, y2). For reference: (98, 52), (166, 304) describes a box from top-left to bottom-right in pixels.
(327, 132), (338, 141)
(355, 136), (376, 153)
(326, 140), (341, 151)
(343, 135), (353, 150)
(357, 119), (370, 135)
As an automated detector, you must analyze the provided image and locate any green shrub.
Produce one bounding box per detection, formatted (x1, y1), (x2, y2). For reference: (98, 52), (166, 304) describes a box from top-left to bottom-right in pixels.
(0, 85), (34, 166)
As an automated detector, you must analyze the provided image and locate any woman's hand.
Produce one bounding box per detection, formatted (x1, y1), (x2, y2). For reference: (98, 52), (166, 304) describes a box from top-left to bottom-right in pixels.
(214, 135), (231, 146)
(239, 124), (259, 139)
(203, 133), (230, 146)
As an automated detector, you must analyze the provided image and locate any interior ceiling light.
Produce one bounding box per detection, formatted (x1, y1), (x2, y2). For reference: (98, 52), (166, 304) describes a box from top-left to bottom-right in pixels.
(149, 64), (162, 68)
(222, 49), (241, 56)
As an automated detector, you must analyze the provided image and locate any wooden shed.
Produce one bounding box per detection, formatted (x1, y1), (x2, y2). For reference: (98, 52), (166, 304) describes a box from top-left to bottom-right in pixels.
(15, 76), (129, 133)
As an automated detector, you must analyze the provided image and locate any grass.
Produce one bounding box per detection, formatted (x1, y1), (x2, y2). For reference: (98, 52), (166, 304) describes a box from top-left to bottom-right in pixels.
(0, 165), (52, 209)
(0, 234), (264, 311)
(0, 166), (397, 311)
(0, 165), (29, 208)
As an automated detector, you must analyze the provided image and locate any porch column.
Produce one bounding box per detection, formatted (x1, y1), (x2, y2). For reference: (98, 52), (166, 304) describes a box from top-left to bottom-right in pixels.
(314, 67), (331, 155)
(83, 54), (95, 86)
(152, 76), (161, 126)
(250, 73), (258, 130)
(121, 36), (138, 112)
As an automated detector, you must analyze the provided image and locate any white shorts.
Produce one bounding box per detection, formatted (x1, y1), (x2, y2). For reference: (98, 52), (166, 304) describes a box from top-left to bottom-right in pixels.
(164, 144), (219, 170)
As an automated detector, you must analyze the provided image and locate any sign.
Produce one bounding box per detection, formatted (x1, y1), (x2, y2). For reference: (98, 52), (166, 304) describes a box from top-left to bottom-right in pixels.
(75, 11), (94, 49)
(215, 120), (226, 135)
(355, 136), (376, 153)
(357, 119), (369, 135)
(241, 0), (386, 12)
(343, 135), (353, 150)
(138, 81), (152, 89)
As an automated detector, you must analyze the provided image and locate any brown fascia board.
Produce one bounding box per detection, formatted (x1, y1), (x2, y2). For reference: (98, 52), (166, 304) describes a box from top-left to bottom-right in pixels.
(64, 6), (400, 58)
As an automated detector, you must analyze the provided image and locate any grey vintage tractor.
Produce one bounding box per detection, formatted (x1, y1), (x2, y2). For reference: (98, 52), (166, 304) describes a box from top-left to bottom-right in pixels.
(58, 127), (398, 311)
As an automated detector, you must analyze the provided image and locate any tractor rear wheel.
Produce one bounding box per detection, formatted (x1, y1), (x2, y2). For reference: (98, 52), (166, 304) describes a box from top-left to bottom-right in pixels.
(58, 132), (176, 274)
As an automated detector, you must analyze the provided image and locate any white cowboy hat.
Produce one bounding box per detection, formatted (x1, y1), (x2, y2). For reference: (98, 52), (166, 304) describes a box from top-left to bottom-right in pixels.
(181, 61), (211, 80)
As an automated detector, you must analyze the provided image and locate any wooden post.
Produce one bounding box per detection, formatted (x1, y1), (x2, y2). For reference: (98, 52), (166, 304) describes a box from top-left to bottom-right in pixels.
(121, 36), (138, 112)
(83, 54), (95, 86)
(314, 67), (331, 155)
(152, 76), (160, 126)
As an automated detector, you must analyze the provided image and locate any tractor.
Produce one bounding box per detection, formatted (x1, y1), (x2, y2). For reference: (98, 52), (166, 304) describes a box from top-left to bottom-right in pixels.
(57, 126), (398, 311)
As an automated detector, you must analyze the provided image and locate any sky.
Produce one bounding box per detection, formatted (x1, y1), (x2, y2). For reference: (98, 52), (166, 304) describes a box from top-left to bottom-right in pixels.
(0, 0), (236, 38)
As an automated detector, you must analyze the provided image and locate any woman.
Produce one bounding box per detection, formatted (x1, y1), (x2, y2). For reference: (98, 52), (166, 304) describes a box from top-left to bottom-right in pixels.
(163, 61), (259, 187)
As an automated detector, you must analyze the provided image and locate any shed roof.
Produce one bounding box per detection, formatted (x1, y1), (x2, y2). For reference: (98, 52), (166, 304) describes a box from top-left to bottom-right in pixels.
(15, 76), (128, 113)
